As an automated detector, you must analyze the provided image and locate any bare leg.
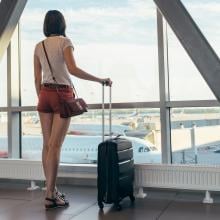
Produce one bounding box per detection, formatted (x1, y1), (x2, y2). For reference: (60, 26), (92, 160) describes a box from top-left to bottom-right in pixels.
(38, 112), (53, 182)
(46, 114), (71, 199)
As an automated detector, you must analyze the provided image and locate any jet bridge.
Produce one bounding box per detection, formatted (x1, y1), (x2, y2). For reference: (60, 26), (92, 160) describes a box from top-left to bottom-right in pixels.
(154, 0), (220, 101)
(0, 0), (27, 61)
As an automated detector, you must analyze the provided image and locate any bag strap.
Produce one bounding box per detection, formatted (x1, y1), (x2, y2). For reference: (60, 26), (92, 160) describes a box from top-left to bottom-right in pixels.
(42, 41), (78, 97)
(42, 41), (58, 84)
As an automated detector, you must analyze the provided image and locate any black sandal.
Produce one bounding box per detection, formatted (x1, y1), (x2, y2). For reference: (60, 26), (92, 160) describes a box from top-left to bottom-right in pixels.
(56, 193), (69, 206)
(56, 190), (66, 199)
(44, 183), (66, 199)
(45, 197), (69, 210)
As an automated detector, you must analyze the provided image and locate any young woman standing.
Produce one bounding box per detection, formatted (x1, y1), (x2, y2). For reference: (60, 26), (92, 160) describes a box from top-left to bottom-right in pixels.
(34, 10), (112, 209)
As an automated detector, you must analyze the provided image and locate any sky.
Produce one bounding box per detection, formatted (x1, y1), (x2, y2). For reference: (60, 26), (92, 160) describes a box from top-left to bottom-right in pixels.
(1, 0), (220, 106)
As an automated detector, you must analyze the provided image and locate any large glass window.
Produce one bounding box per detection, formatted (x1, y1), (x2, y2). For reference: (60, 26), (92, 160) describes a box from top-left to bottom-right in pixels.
(171, 107), (220, 165)
(0, 52), (7, 107)
(68, 108), (161, 164)
(22, 109), (161, 164)
(167, 24), (215, 101)
(183, 0), (220, 58)
(18, 0), (220, 167)
(7, 0), (220, 167)
(21, 112), (42, 159)
(20, 0), (159, 106)
(0, 113), (8, 158)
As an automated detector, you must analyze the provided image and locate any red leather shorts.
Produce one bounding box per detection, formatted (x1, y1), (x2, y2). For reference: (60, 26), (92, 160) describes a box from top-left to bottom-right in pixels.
(37, 85), (74, 113)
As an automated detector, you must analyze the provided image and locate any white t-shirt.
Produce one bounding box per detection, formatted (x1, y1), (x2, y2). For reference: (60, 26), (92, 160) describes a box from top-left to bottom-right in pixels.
(34, 35), (74, 86)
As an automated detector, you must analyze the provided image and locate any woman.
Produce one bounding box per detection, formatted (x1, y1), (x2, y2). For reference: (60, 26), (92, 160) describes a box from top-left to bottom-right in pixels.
(34, 10), (112, 210)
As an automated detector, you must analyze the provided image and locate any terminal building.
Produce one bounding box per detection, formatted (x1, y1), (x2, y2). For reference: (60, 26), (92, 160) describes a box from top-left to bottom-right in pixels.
(1, 0), (220, 219)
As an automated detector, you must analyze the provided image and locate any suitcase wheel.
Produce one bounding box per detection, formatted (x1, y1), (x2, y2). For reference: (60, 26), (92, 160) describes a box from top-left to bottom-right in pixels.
(116, 204), (122, 211)
(129, 195), (135, 202)
(98, 202), (104, 209)
(115, 203), (122, 211)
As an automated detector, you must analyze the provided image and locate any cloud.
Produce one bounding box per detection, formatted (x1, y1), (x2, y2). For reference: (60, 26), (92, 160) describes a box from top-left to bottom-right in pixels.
(20, 1), (157, 44)
(186, 2), (220, 13)
(165, 1), (220, 58)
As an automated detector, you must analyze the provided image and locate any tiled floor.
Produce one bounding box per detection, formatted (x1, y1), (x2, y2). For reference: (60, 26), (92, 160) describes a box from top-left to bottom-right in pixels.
(0, 182), (220, 220)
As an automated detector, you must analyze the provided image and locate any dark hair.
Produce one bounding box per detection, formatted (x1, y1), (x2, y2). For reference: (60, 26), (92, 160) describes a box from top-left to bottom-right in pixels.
(43, 10), (66, 37)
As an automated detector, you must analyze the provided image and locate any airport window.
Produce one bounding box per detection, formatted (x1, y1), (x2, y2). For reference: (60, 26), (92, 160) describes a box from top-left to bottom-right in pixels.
(0, 113), (8, 158)
(167, 24), (216, 101)
(171, 107), (220, 165)
(183, 0), (220, 58)
(19, 0), (159, 105)
(17, 1), (163, 164)
(4, 0), (220, 168)
(21, 112), (42, 160)
(0, 52), (7, 107)
(20, 108), (161, 164)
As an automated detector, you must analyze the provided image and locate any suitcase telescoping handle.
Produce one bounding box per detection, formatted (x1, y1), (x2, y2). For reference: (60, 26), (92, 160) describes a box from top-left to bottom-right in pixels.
(102, 82), (112, 142)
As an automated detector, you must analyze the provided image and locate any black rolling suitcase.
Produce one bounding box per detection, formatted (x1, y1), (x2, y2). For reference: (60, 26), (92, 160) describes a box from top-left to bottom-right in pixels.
(97, 84), (135, 211)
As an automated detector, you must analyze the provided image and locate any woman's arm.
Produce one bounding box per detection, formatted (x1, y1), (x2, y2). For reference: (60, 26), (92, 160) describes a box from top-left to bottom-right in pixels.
(34, 54), (42, 97)
(63, 47), (112, 86)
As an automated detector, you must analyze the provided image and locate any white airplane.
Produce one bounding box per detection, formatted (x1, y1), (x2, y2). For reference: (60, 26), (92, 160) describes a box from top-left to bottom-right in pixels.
(0, 135), (161, 163)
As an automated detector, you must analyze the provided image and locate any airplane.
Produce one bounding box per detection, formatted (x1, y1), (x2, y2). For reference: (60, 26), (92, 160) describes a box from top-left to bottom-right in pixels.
(68, 124), (131, 136)
(116, 110), (138, 119)
(0, 135), (161, 164)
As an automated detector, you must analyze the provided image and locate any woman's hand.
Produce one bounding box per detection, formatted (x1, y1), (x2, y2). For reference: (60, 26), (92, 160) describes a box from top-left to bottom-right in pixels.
(100, 78), (112, 86)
